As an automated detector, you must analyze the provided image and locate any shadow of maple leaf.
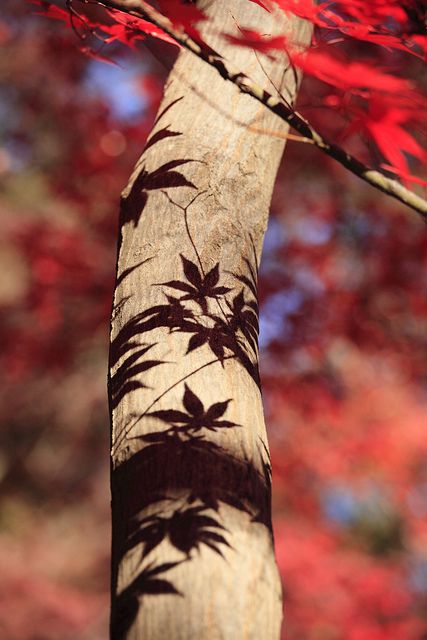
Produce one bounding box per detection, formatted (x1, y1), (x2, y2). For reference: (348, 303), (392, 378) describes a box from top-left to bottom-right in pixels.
(226, 289), (259, 355)
(160, 254), (231, 313)
(112, 561), (182, 639)
(120, 160), (196, 227)
(126, 505), (230, 561)
(110, 343), (165, 409)
(148, 383), (238, 434)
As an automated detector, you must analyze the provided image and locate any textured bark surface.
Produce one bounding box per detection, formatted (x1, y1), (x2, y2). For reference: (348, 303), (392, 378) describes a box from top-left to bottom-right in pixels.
(109, 3), (311, 638)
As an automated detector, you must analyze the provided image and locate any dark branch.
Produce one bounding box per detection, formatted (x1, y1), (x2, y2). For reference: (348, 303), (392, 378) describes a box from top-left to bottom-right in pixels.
(87, 0), (427, 220)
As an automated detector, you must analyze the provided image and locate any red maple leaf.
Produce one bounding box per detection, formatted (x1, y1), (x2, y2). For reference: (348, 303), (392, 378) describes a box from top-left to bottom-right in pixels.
(364, 96), (427, 180)
(105, 9), (178, 48)
(157, 0), (206, 39)
(292, 49), (412, 94)
(224, 28), (287, 56)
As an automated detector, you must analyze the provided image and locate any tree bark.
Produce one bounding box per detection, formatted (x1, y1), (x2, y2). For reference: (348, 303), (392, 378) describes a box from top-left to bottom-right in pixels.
(109, 2), (311, 638)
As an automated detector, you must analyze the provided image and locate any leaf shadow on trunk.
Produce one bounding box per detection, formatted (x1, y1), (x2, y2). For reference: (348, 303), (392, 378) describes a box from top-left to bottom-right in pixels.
(109, 252), (261, 420)
(109, 342), (165, 410)
(155, 254), (262, 387)
(111, 423), (273, 637)
(111, 118), (267, 632)
(112, 560), (183, 640)
(119, 96), (203, 228)
(120, 158), (197, 228)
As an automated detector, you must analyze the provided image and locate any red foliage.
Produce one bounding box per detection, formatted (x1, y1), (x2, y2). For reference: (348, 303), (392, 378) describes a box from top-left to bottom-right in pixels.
(3, 1), (427, 638)
(30, 0), (427, 182)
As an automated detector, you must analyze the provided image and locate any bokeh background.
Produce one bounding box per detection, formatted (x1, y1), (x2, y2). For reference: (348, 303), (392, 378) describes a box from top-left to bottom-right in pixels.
(1, 3), (427, 639)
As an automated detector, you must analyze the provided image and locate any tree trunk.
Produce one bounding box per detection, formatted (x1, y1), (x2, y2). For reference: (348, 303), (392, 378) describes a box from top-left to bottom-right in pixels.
(109, 2), (311, 638)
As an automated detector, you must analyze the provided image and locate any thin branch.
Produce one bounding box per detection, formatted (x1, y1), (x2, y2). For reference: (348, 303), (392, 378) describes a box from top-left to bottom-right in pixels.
(89, 0), (427, 219)
(247, 126), (313, 143)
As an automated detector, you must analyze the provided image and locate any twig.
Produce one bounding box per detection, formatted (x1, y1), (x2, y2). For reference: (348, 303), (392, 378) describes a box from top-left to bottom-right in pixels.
(88, 0), (427, 219)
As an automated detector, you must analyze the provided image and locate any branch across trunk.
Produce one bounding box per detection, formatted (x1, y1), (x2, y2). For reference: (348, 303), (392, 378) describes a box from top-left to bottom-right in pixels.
(96, 0), (427, 219)
(109, 3), (311, 638)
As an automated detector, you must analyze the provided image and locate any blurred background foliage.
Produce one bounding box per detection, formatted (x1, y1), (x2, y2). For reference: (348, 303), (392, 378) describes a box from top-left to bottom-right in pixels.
(1, 2), (426, 638)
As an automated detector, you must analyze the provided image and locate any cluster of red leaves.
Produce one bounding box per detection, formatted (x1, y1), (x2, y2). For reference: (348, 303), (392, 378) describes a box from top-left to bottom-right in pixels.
(0, 549), (105, 640)
(241, 1), (427, 183)
(269, 351), (427, 639)
(30, 0), (427, 184)
(30, 0), (177, 56)
(275, 523), (426, 640)
(3, 223), (113, 377)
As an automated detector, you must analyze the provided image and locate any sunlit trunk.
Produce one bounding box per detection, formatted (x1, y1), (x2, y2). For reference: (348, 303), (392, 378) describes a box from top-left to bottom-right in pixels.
(109, 2), (311, 637)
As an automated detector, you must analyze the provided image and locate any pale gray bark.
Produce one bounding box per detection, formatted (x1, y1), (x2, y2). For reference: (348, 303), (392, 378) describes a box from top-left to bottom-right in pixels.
(109, 3), (311, 638)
